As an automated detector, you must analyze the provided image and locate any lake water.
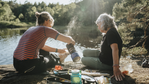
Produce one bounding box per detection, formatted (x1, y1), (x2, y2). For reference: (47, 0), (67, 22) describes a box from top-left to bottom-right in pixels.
(0, 26), (102, 65)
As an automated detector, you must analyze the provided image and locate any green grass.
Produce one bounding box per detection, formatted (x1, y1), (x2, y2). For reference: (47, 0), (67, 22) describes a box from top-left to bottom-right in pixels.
(121, 47), (148, 57)
(0, 21), (35, 28)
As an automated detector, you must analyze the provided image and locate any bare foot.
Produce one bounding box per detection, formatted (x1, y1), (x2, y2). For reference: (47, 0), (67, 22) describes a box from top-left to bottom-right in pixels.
(59, 52), (69, 63)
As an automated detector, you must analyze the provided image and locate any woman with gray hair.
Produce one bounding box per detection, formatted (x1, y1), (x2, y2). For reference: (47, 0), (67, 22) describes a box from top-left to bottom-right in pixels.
(81, 13), (125, 81)
(13, 11), (75, 74)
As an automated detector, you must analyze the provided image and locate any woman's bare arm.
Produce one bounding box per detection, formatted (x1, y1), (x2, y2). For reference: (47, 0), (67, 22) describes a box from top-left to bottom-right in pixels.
(111, 43), (125, 81)
(41, 45), (66, 53)
(57, 34), (75, 45)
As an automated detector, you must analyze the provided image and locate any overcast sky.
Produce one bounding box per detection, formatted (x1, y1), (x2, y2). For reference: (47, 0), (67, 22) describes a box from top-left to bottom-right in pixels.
(2, 0), (82, 5)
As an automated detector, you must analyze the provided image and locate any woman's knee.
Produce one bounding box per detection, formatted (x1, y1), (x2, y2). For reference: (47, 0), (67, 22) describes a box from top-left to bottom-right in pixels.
(81, 57), (94, 65)
(81, 57), (88, 65)
(83, 49), (93, 57)
(81, 57), (85, 63)
(83, 49), (100, 57)
(83, 49), (88, 56)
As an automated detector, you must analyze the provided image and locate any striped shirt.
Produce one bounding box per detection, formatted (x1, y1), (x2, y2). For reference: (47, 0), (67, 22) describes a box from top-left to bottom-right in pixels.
(13, 26), (59, 60)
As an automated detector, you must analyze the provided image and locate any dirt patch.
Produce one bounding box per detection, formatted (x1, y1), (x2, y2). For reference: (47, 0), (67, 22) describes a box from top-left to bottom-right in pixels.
(120, 57), (149, 84)
(0, 57), (149, 84)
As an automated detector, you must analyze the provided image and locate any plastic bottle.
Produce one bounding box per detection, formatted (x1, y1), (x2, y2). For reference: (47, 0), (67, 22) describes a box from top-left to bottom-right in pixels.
(71, 70), (82, 84)
(66, 43), (80, 62)
(95, 76), (110, 84)
(120, 63), (133, 75)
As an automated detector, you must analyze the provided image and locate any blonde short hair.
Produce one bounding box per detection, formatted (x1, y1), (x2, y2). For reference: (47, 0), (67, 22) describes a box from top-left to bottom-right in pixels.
(95, 13), (117, 30)
(35, 11), (54, 26)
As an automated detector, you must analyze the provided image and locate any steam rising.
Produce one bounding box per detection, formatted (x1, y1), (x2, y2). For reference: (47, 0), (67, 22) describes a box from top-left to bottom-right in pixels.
(66, 16), (78, 36)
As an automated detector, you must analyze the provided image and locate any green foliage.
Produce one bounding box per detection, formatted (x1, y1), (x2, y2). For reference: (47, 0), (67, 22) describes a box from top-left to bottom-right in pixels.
(0, 8), (6, 18)
(18, 13), (24, 20)
(0, 2), (16, 21)
(122, 47), (148, 56)
(113, 0), (149, 55)
(0, 21), (28, 28)
(25, 6), (37, 22)
(113, 0), (149, 45)
(15, 18), (20, 23)
(0, 0), (122, 26)
(74, 0), (122, 26)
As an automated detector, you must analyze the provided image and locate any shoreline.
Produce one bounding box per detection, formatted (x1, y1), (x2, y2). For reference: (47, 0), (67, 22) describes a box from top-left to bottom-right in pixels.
(0, 58), (149, 84)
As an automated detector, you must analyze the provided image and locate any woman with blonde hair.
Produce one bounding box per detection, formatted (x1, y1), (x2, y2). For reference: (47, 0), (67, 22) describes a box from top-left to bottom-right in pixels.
(13, 11), (75, 74)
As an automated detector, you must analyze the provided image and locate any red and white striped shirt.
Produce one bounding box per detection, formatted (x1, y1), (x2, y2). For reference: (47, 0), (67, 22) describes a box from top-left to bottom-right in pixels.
(13, 26), (59, 60)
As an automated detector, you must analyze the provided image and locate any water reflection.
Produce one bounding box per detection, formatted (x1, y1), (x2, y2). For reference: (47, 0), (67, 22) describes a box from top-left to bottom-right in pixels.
(0, 26), (102, 65)
(0, 26), (102, 48)
(0, 28), (28, 65)
(0, 28), (27, 40)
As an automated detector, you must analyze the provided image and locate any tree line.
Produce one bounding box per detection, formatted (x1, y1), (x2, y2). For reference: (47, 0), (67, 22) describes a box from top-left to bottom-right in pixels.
(0, 0), (122, 26)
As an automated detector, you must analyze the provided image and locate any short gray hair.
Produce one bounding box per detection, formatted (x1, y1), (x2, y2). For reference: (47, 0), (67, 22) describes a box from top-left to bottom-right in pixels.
(95, 13), (117, 31)
(35, 11), (54, 26)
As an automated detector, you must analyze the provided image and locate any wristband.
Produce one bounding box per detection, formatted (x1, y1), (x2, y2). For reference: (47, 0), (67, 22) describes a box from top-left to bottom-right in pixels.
(113, 64), (120, 68)
(56, 48), (58, 52)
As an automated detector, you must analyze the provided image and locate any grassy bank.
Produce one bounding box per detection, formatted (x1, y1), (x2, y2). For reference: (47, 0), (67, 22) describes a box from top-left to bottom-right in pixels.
(121, 47), (148, 57)
(0, 21), (35, 28)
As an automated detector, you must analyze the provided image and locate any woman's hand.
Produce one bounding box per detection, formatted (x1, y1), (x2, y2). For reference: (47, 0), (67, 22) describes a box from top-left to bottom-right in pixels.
(68, 36), (75, 45)
(57, 48), (67, 53)
(112, 67), (125, 81)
